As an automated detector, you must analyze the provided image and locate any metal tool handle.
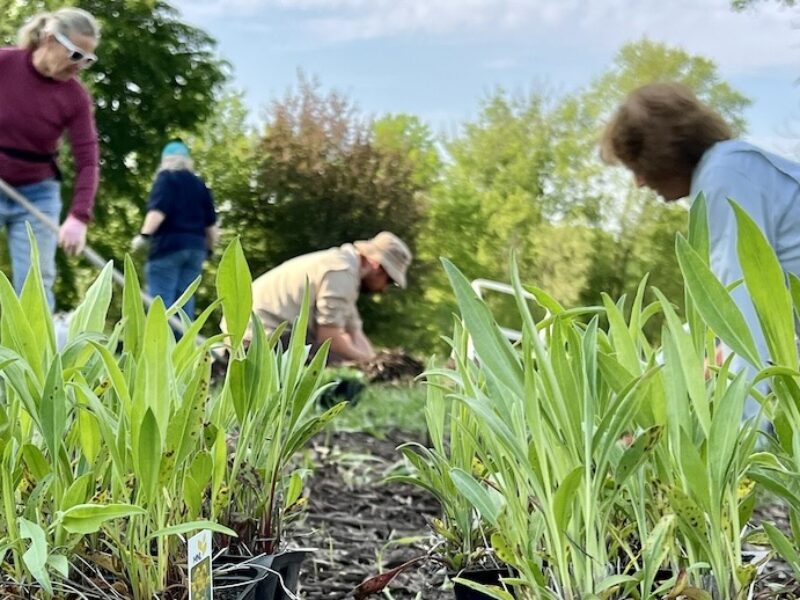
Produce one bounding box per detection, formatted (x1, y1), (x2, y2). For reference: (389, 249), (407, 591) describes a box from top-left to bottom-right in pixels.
(0, 176), (198, 339)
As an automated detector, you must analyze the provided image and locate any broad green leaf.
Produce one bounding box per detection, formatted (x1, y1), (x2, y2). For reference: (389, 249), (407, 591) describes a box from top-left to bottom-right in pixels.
(678, 431), (711, 514)
(0, 271), (42, 381)
(688, 192), (710, 261)
(19, 517), (52, 595)
(615, 425), (663, 485)
(227, 357), (249, 425)
(183, 476), (203, 518)
(76, 404), (102, 465)
(58, 503), (147, 535)
(137, 408), (161, 502)
(686, 192), (711, 354)
(188, 451), (213, 490)
(19, 226), (55, 363)
(597, 352), (636, 393)
(284, 471), (304, 508)
(60, 473), (93, 511)
(21, 444), (51, 480)
(68, 262), (113, 338)
(136, 296), (173, 429)
(216, 238), (252, 352)
(40, 355), (67, 464)
(602, 293), (640, 375)
(47, 554), (69, 579)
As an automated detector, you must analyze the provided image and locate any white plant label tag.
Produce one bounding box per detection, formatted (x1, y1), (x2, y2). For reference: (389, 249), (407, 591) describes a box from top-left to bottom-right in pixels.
(188, 529), (213, 600)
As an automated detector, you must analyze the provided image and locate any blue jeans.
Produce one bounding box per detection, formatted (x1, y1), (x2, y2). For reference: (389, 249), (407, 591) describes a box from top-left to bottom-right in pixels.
(145, 248), (206, 319)
(0, 179), (61, 311)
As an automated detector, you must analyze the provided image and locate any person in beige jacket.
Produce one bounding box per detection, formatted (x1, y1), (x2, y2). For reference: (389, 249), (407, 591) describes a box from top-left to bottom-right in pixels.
(241, 231), (411, 363)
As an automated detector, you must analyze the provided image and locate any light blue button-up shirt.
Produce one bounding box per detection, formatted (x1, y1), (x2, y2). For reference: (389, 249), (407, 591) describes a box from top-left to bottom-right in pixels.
(690, 139), (800, 418)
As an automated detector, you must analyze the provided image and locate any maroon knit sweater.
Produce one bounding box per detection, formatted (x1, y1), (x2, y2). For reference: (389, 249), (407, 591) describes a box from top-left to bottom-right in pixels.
(0, 47), (99, 223)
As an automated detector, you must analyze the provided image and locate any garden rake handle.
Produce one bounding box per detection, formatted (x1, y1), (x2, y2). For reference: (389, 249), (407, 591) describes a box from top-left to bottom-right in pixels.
(0, 176), (198, 340)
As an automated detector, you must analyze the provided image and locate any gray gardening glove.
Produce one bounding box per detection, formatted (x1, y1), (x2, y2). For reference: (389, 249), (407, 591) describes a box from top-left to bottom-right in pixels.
(130, 233), (151, 253)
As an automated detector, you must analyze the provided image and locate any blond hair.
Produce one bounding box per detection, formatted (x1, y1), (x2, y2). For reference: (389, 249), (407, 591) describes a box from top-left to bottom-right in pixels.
(17, 8), (100, 50)
(600, 82), (732, 185)
(157, 155), (194, 173)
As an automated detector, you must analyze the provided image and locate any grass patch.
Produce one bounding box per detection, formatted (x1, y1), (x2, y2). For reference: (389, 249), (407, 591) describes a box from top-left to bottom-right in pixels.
(330, 382), (427, 438)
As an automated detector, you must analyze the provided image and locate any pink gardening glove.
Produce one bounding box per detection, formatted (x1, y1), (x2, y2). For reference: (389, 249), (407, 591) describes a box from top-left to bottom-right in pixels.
(59, 214), (87, 257)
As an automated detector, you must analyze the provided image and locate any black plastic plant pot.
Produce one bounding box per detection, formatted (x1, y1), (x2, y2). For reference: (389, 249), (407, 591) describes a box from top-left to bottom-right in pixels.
(255, 550), (312, 600)
(213, 554), (272, 600)
(452, 567), (515, 600)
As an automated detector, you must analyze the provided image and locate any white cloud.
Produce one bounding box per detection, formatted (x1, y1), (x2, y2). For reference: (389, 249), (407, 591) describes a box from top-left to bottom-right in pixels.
(173, 0), (800, 73)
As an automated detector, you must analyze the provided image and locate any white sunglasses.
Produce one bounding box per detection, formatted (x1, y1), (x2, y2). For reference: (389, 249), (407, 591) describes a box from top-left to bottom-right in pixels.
(52, 30), (97, 67)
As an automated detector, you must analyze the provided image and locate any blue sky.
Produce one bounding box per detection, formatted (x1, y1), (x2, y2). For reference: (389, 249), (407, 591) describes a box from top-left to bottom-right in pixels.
(172, 0), (800, 155)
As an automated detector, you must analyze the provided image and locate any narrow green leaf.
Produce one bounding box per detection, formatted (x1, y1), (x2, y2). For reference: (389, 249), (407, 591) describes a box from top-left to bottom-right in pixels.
(654, 288), (710, 437)
(731, 200), (797, 369)
(763, 522), (800, 580)
(676, 234), (760, 368)
(552, 466), (583, 533)
(147, 520), (236, 540)
(442, 258), (523, 397)
(450, 467), (504, 527)
(122, 254), (146, 356)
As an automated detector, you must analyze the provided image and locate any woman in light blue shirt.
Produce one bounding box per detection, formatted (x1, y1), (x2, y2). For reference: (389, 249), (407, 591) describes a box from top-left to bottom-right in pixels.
(600, 82), (800, 420)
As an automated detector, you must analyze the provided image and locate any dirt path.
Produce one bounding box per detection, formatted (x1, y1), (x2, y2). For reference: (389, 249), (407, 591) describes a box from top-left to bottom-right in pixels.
(297, 431), (447, 599)
(293, 431), (800, 599)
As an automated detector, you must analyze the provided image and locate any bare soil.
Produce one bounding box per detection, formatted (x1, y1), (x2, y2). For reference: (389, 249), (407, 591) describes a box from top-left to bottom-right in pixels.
(297, 431), (449, 599)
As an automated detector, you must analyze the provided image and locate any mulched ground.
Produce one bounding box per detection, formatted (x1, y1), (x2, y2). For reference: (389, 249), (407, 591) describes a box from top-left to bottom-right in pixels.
(296, 430), (449, 600)
(290, 430), (800, 600)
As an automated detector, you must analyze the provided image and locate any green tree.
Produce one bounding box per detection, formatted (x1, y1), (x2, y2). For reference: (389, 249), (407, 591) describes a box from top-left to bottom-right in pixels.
(224, 74), (434, 350)
(412, 90), (597, 354)
(731, 0), (796, 8)
(574, 40), (751, 326)
(413, 40), (750, 354)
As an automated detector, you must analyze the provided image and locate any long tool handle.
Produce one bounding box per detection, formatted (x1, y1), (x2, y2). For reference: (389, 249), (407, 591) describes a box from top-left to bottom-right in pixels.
(0, 176), (199, 340)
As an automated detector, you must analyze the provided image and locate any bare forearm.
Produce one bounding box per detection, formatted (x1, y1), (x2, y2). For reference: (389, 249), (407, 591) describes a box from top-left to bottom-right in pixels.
(317, 326), (374, 362)
(350, 328), (374, 356)
(140, 210), (166, 235)
(205, 224), (220, 249)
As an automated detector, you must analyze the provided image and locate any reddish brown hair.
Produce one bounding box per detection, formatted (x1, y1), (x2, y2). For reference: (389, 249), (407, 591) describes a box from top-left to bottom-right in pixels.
(600, 82), (733, 185)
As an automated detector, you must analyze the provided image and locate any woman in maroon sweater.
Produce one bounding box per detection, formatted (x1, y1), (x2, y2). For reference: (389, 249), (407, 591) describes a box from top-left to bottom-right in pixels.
(0, 8), (100, 309)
